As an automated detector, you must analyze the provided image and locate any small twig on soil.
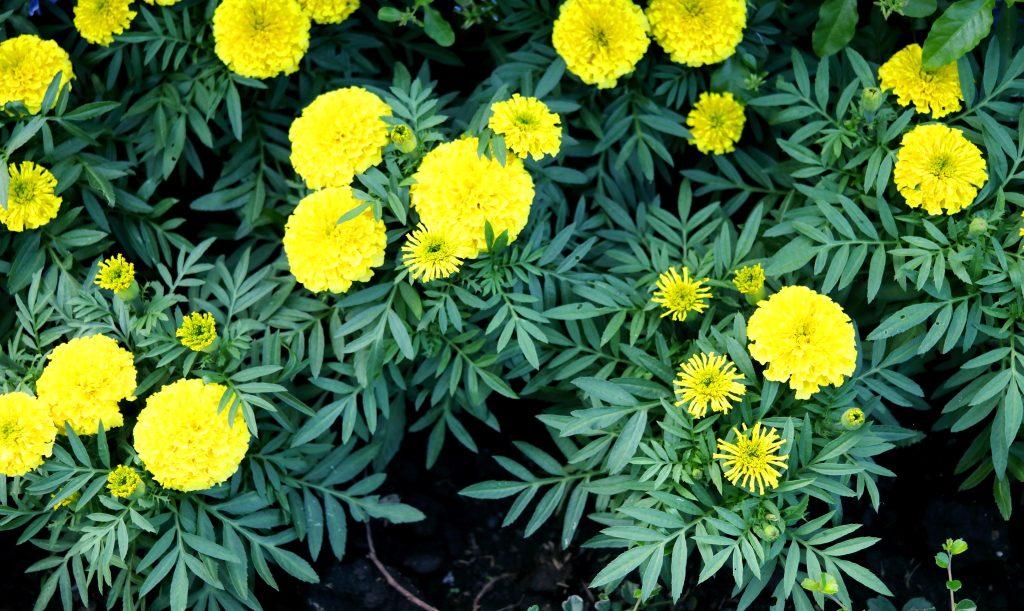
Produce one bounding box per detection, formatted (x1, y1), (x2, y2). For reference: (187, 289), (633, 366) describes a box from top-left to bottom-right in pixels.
(472, 572), (516, 611)
(365, 523), (439, 611)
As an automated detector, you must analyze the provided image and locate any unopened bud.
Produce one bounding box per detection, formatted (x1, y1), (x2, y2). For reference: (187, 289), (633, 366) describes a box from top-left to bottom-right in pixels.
(841, 407), (865, 430)
(390, 124), (417, 153)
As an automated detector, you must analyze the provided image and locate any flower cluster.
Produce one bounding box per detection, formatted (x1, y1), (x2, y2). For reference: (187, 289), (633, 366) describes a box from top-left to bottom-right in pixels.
(0, 393), (56, 477)
(713, 423), (790, 495)
(894, 123), (987, 215)
(298, 0), (360, 24)
(94, 254), (136, 294)
(687, 92), (746, 155)
(551, 0), (650, 89)
(879, 44), (962, 118)
(673, 353), (745, 418)
(646, 0), (746, 67)
(652, 267), (711, 322)
(213, 0), (311, 79)
(0, 34), (74, 114)
(488, 94), (562, 160)
(0, 161), (62, 232)
(74, 0), (137, 46)
(177, 312), (218, 352)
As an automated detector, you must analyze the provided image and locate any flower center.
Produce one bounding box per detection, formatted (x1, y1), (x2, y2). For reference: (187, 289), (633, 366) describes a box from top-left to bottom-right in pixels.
(10, 178), (33, 203)
(591, 28), (609, 48)
(929, 153), (956, 178)
(682, 0), (705, 16)
(514, 113), (537, 128)
(0, 421), (20, 443)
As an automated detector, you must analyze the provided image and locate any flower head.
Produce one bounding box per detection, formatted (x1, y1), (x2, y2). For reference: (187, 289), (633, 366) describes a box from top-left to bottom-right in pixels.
(878, 44), (962, 118)
(283, 186), (387, 293)
(488, 94), (562, 160)
(401, 224), (466, 282)
(213, 0), (311, 79)
(687, 92), (745, 154)
(747, 286), (857, 400)
(74, 0), (136, 46)
(0, 393), (56, 477)
(652, 266), (711, 322)
(732, 264), (765, 295)
(673, 353), (745, 418)
(297, 0), (359, 24)
(1019, 211), (1024, 238)
(0, 35), (74, 114)
(177, 312), (218, 352)
(289, 87), (392, 189)
(143, 0), (184, 5)
(94, 254), (136, 293)
(894, 123), (987, 215)
(841, 407), (865, 430)
(713, 422), (789, 495)
(646, 0), (746, 67)
(107, 465), (143, 498)
(551, 0), (650, 89)
(1, 162), (62, 231)
(36, 335), (137, 435)
(410, 138), (535, 254)
(133, 379), (250, 492)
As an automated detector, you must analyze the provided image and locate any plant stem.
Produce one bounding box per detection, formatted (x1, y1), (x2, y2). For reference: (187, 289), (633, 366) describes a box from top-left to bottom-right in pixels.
(947, 556), (956, 611)
(365, 522), (440, 611)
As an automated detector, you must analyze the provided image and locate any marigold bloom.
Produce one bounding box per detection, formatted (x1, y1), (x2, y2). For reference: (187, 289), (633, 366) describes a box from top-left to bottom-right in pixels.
(1, 162), (62, 232)
(732, 264), (765, 295)
(37, 335), (137, 435)
(177, 312), (218, 352)
(143, 0), (183, 4)
(401, 224), (466, 283)
(0, 393), (56, 477)
(713, 422), (789, 495)
(213, 0), (310, 79)
(107, 465), (143, 498)
(894, 124), (987, 215)
(283, 187), (387, 293)
(878, 44), (962, 118)
(841, 407), (865, 430)
(94, 254), (135, 293)
(687, 92), (745, 154)
(289, 87), (392, 189)
(297, 0), (359, 24)
(673, 353), (745, 418)
(646, 0), (745, 67)
(747, 286), (856, 400)
(488, 94), (562, 161)
(133, 379), (249, 492)
(410, 138), (535, 254)
(1019, 211), (1024, 237)
(0, 35), (74, 114)
(74, 0), (136, 46)
(652, 266), (711, 322)
(551, 0), (650, 89)
(52, 491), (79, 509)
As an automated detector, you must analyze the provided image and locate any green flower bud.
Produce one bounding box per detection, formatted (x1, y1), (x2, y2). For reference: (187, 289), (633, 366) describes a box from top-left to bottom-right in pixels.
(968, 215), (989, 237)
(390, 124), (417, 153)
(761, 524), (781, 541)
(841, 407), (865, 430)
(861, 87), (884, 113)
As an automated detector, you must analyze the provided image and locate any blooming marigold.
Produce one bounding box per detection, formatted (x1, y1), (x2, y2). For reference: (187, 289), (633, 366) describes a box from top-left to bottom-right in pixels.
(894, 124), (987, 215)
(94, 254), (136, 293)
(713, 422), (789, 495)
(133, 379), (249, 492)
(36, 335), (137, 435)
(289, 87), (392, 189)
(1, 162), (62, 232)
(297, 0), (359, 24)
(107, 465), (143, 498)
(401, 224), (467, 283)
(52, 491), (80, 510)
(410, 138), (535, 254)
(177, 312), (218, 352)
(878, 44), (962, 118)
(213, 0), (310, 79)
(687, 92), (745, 155)
(0, 35), (74, 114)
(646, 0), (746, 67)
(673, 353), (745, 418)
(488, 94), (562, 161)
(0, 393), (56, 477)
(652, 266), (711, 322)
(74, 0), (136, 46)
(143, 0), (183, 5)
(732, 264), (765, 295)
(283, 187), (387, 293)
(747, 286), (857, 400)
(551, 0), (650, 89)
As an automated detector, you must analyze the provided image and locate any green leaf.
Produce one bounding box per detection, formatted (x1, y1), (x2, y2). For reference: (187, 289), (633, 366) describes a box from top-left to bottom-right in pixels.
(867, 303), (942, 340)
(572, 377), (638, 406)
(605, 411), (647, 474)
(813, 0), (859, 57)
(590, 545), (656, 588)
(422, 7), (455, 47)
(946, 579), (962, 592)
(767, 237), (818, 275)
(921, 0), (995, 70)
(900, 0), (938, 18)
(377, 7), (405, 22)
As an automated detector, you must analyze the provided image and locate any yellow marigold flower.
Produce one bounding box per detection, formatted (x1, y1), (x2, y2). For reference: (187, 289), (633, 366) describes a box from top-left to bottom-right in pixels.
(401, 224), (466, 283)
(652, 266), (711, 322)
(646, 0), (746, 67)
(133, 379), (250, 492)
(894, 124), (987, 215)
(551, 0), (650, 89)
(289, 87), (392, 189)
(687, 92), (745, 155)
(673, 352), (745, 418)
(747, 286), (857, 400)
(488, 94), (562, 161)
(297, 0), (359, 24)
(732, 264), (765, 295)
(713, 422), (789, 495)
(37, 335), (137, 435)
(283, 187), (387, 293)
(0, 35), (74, 114)
(0, 393), (56, 477)
(878, 44), (962, 118)
(74, 0), (137, 46)
(94, 254), (135, 293)
(51, 491), (80, 510)
(143, 0), (183, 5)
(213, 0), (311, 79)
(841, 407), (865, 430)
(107, 465), (143, 498)
(177, 312), (218, 352)
(1, 162), (62, 232)
(410, 138), (535, 254)
(1019, 211), (1024, 237)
